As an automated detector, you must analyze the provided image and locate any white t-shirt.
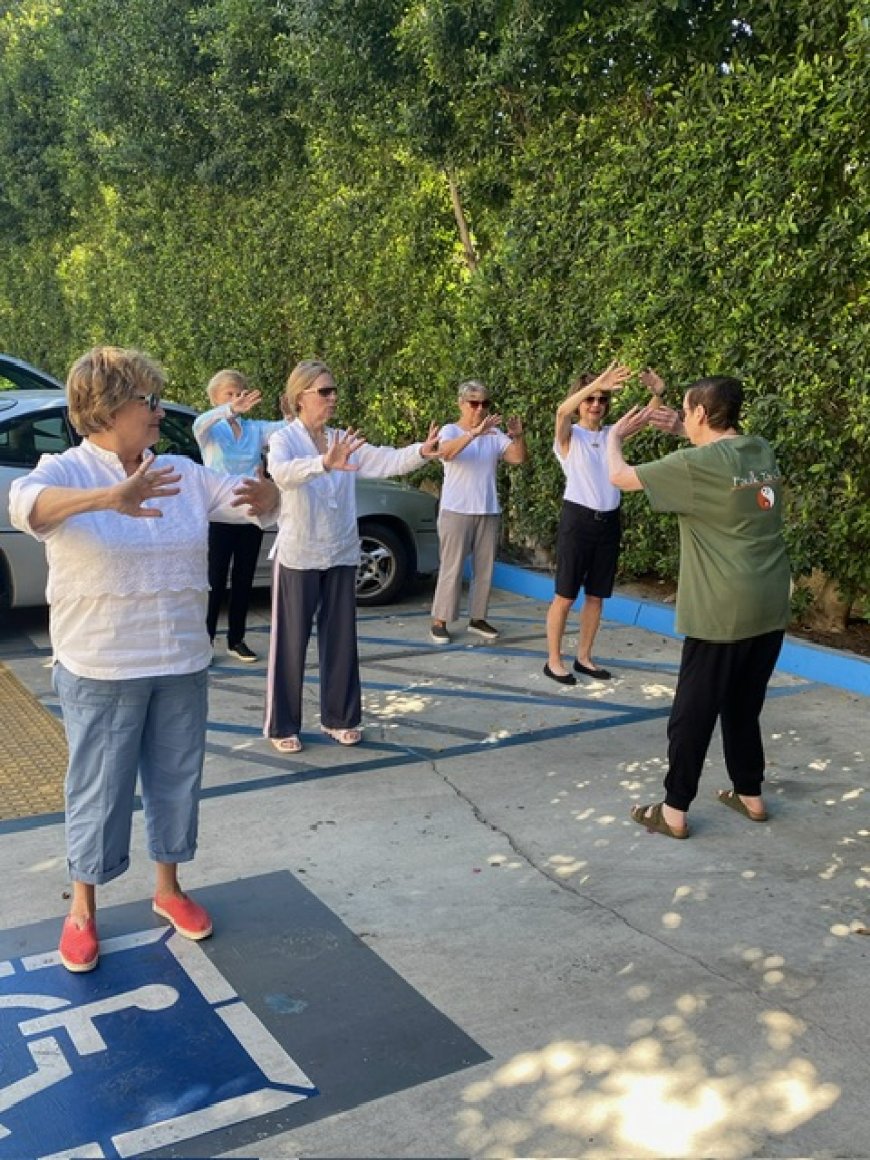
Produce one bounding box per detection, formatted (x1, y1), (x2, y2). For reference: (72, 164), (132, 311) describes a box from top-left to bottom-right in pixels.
(438, 424), (512, 515)
(555, 424), (621, 512)
(9, 440), (275, 679)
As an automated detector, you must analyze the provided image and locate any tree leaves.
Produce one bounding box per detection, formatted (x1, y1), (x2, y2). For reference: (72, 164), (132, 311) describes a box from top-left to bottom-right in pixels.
(0, 0), (866, 608)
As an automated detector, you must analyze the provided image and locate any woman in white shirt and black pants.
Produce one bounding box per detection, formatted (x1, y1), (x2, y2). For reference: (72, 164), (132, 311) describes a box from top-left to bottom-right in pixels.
(264, 359), (440, 755)
(193, 368), (285, 662)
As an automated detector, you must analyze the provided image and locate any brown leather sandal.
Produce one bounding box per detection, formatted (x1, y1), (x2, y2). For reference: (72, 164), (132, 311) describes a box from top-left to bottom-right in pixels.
(630, 801), (689, 839)
(717, 789), (768, 822)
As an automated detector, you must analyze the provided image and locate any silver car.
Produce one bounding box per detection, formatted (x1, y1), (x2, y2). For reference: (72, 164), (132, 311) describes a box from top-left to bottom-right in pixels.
(0, 355), (439, 609)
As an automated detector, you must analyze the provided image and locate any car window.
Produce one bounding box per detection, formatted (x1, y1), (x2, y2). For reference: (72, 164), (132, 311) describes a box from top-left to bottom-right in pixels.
(0, 409), (76, 468)
(0, 363), (63, 391)
(156, 408), (202, 464)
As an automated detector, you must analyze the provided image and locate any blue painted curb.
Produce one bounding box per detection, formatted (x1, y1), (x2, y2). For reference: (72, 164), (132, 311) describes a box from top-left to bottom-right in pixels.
(490, 561), (869, 698)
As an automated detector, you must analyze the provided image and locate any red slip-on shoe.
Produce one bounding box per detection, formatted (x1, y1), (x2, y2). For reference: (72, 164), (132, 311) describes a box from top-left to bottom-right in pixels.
(152, 892), (213, 940)
(59, 915), (99, 972)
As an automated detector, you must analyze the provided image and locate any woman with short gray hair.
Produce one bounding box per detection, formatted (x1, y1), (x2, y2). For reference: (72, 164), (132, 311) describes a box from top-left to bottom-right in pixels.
(429, 380), (527, 644)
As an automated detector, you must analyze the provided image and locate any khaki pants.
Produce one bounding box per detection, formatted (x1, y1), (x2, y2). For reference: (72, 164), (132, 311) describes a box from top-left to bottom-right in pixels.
(431, 510), (500, 623)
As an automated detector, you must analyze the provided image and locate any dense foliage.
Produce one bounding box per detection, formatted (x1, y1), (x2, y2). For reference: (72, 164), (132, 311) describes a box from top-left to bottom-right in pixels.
(1, 0), (867, 617)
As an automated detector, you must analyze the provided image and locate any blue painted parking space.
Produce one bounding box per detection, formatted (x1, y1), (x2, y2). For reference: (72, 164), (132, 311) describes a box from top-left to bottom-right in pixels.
(0, 926), (315, 1158)
(0, 873), (488, 1159)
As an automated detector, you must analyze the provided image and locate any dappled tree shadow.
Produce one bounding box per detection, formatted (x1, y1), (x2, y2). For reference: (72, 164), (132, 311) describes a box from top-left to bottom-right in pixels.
(456, 990), (840, 1158)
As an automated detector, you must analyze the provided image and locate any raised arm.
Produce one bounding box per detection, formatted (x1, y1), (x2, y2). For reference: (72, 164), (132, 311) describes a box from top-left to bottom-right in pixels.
(438, 411), (503, 461)
(503, 416), (528, 465)
(554, 361), (632, 455)
(606, 404), (658, 492)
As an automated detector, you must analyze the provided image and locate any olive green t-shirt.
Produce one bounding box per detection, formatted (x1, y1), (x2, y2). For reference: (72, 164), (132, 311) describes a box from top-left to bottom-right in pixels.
(635, 436), (790, 641)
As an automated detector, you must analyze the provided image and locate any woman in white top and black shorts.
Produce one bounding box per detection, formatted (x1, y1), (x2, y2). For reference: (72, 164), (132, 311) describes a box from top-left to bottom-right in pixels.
(544, 362), (664, 685)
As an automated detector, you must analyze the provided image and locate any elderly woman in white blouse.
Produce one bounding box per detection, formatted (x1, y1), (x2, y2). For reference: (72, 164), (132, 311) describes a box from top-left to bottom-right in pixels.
(9, 346), (277, 973)
(264, 358), (440, 754)
(429, 380), (527, 645)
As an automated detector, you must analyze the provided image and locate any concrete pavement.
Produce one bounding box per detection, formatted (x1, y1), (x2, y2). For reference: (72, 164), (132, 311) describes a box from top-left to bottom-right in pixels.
(0, 582), (867, 1159)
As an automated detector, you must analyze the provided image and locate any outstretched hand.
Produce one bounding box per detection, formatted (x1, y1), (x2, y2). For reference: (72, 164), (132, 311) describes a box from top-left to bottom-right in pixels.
(231, 467), (279, 515)
(647, 405), (685, 437)
(506, 416), (524, 438)
(593, 360), (633, 395)
(610, 403), (657, 442)
(419, 421), (442, 458)
(472, 411), (503, 437)
(323, 427), (367, 471)
(112, 458), (181, 518)
(229, 389), (263, 416)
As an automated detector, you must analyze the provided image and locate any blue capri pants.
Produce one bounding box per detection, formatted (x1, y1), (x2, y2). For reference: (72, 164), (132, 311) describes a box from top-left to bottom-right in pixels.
(53, 664), (209, 886)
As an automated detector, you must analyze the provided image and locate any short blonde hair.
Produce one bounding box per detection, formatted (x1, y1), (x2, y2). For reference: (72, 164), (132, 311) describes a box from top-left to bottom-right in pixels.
(282, 358), (332, 417)
(206, 368), (248, 403)
(67, 346), (165, 436)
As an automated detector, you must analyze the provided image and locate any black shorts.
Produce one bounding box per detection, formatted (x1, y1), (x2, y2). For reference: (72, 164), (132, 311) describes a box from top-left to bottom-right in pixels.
(554, 499), (621, 601)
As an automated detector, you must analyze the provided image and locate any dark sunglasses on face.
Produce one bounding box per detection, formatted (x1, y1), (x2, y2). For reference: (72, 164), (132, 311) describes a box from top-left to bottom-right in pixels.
(586, 394), (609, 405)
(305, 385), (339, 398)
(136, 393), (161, 411)
(466, 399), (492, 409)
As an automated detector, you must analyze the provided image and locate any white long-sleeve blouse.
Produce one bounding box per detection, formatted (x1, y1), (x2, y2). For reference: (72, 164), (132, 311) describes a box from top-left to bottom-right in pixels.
(9, 440), (273, 679)
(267, 418), (425, 571)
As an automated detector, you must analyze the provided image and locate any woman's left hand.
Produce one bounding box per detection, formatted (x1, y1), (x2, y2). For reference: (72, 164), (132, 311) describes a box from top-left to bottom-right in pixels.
(232, 468), (279, 515)
(506, 416), (524, 438)
(419, 421), (442, 459)
(324, 428), (368, 471)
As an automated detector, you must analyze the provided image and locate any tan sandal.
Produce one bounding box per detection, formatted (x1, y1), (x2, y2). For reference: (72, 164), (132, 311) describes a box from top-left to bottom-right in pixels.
(630, 802), (689, 839)
(271, 735), (303, 754)
(321, 725), (363, 746)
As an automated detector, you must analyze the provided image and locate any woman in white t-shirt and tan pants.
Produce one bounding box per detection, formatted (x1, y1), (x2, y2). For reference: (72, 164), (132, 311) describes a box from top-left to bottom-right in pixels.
(544, 362), (664, 684)
(430, 381), (527, 644)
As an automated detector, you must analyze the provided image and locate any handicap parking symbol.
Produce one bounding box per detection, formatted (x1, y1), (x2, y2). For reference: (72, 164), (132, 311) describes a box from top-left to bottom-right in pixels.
(0, 926), (318, 1158)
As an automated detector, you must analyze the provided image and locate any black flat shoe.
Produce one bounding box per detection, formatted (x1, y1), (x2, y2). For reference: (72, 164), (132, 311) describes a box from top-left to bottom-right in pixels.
(543, 663), (577, 686)
(573, 661), (611, 680)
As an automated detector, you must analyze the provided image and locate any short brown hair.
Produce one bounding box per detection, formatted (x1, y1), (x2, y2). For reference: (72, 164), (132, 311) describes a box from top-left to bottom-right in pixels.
(67, 346), (165, 436)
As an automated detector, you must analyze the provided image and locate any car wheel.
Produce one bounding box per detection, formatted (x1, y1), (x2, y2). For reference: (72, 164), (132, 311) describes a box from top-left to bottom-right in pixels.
(356, 521), (409, 606)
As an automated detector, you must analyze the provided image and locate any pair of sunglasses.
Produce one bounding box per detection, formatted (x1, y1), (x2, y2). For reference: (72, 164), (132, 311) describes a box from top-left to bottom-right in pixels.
(136, 393), (161, 411)
(305, 385), (339, 398)
(585, 394), (610, 405)
(466, 399), (492, 409)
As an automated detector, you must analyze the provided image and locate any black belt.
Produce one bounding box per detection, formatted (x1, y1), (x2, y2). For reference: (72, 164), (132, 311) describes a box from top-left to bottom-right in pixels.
(570, 501), (619, 522)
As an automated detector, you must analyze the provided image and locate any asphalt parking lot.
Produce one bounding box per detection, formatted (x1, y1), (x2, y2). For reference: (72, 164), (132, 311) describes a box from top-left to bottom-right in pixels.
(0, 579), (868, 1159)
